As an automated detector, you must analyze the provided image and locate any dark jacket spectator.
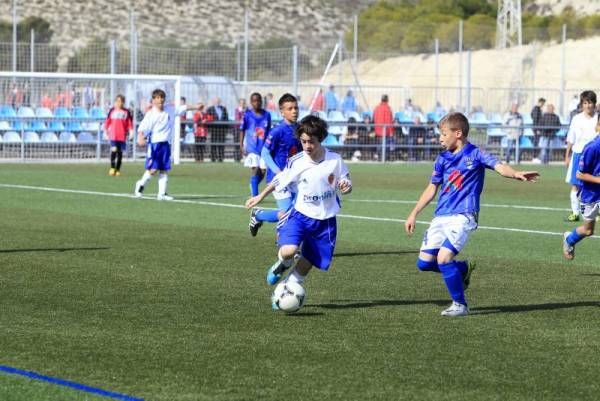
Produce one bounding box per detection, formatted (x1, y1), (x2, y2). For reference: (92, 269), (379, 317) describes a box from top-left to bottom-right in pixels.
(206, 97), (229, 162)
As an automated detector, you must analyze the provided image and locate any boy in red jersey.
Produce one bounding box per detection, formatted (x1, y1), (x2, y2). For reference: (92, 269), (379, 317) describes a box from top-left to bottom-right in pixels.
(104, 94), (133, 176)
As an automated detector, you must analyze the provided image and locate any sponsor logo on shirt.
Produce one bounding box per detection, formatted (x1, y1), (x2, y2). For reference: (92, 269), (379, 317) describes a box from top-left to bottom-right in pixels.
(303, 190), (335, 203)
(444, 170), (464, 192)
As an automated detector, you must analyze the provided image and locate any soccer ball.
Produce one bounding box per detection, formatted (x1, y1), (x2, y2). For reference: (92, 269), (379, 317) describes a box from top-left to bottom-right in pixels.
(272, 281), (306, 313)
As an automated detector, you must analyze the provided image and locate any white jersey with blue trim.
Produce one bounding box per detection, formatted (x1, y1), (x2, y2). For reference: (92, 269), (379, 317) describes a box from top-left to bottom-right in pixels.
(272, 149), (351, 220)
(138, 106), (174, 144)
(567, 112), (598, 153)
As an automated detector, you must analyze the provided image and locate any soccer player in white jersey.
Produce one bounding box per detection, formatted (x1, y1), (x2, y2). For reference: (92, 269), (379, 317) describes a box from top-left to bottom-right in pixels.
(245, 115), (352, 309)
(564, 91), (598, 222)
(134, 89), (174, 201)
(405, 112), (538, 317)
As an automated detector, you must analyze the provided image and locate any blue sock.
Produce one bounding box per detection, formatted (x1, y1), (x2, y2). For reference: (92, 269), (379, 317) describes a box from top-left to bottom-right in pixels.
(566, 228), (585, 246)
(250, 175), (260, 196)
(439, 261), (467, 306)
(255, 209), (279, 223)
(416, 259), (440, 272)
(455, 260), (467, 276)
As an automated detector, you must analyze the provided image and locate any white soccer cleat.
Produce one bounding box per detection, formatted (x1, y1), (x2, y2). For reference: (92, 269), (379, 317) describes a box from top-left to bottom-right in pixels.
(562, 231), (575, 260)
(134, 181), (144, 198)
(441, 301), (469, 317)
(157, 194), (174, 201)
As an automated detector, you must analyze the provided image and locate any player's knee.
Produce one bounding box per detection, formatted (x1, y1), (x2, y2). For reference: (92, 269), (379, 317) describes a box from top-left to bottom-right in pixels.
(582, 225), (594, 236)
(148, 169), (158, 175)
(416, 259), (437, 272)
(279, 245), (298, 259)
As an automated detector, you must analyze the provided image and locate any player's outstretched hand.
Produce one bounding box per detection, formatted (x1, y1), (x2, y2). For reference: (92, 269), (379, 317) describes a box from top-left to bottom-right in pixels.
(405, 214), (416, 235)
(515, 171), (539, 182)
(245, 196), (261, 209)
(338, 180), (352, 194)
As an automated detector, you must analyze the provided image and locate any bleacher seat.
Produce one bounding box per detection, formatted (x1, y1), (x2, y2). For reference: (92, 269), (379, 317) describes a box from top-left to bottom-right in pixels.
(345, 111), (361, 121)
(23, 131), (40, 143)
(328, 110), (345, 121)
(72, 107), (90, 119)
(54, 107), (71, 119)
(35, 107), (53, 118)
(269, 110), (282, 123)
(90, 107), (106, 119)
(28, 121), (47, 131)
(59, 132), (77, 143)
(322, 134), (339, 146)
(395, 111), (413, 123)
(3, 131), (21, 142)
(522, 113), (534, 136)
(77, 132), (95, 143)
(361, 111), (372, 120)
(48, 121), (65, 131)
(299, 111), (310, 121)
(500, 136), (534, 149)
(469, 112), (488, 124)
(65, 121), (84, 131)
(40, 132), (58, 143)
(11, 120), (26, 130)
(315, 111), (327, 121)
(83, 122), (101, 131)
(489, 113), (503, 124)
(487, 127), (505, 137)
(0, 121), (11, 130)
(17, 106), (35, 118)
(0, 105), (16, 118)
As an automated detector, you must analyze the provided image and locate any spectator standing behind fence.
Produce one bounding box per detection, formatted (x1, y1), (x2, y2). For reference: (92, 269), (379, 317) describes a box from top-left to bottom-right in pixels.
(373, 95), (394, 161)
(503, 103), (523, 164)
(325, 85), (338, 113)
(358, 114), (374, 160)
(531, 97), (546, 149)
(534, 104), (561, 164)
(206, 97), (229, 162)
(193, 102), (212, 162)
(265, 93), (277, 112)
(234, 98), (248, 162)
(408, 114), (427, 161)
(341, 90), (357, 115)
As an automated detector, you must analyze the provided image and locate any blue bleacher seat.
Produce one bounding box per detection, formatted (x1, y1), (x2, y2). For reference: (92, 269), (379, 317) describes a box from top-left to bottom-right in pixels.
(48, 121), (65, 131)
(395, 111), (413, 123)
(269, 110), (282, 123)
(59, 132), (76, 143)
(520, 136), (534, 148)
(328, 110), (345, 121)
(35, 107), (53, 118)
(487, 127), (505, 137)
(0, 121), (11, 130)
(72, 107), (90, 119)
(322, 134), (339, 146)
(54, 107), (71, 119)
(28, 121), (47, 131)
(0, 105), (16, 118)
(83, 122), (101, 131)
(490, 113), (503, 124)
(17, 106), (35, 118)
(469, 112), (488, 124)
(90, 107), (106, 119)
(345, 111), (361, 121)
(3, 131), (21, 142)
(77, 132), (95, 143)
(361, 111), (372, 120)
(65, 121), (84, 131)
(11, 120), (26, 130)
(328, 111), (346, 136)
(40, 132), (58, 143)
(23, 131), (40, 143)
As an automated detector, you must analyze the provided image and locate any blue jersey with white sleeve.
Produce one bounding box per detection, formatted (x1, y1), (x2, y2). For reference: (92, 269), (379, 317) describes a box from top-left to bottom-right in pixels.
(263, 121), (301, 183)
(241, 109), (271, 155)
(578, 135), (600, 204)
(431, 143), (498, 217)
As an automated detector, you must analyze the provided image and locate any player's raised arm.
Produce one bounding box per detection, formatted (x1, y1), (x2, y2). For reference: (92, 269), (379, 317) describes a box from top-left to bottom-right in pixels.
(494, 163), (539, 182)
(405, 182), (439, 235)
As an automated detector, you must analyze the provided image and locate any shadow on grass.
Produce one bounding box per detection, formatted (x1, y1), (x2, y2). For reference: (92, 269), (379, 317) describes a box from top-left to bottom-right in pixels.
(334, 250), (419, 258)
(308, 299), (448, 310)
(286, 312), (325, 317)
(472, 301), (600, 315)
(580, 273), (600, 277)
(0, 247), (110, 254)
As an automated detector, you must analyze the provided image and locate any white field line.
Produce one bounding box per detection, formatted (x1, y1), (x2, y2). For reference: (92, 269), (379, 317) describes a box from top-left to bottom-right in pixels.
(0, 183), (596, 239)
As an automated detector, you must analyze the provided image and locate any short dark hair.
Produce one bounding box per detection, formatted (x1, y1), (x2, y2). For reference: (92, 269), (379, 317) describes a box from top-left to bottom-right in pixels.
(115, 94), (125, 102)
(381, 94), (389, 102)
(152, 89), (166, 99)
(538, 97), (546, 103)
(278, 93), (297, 108)
(580, 90), (597, 105)
(438, 112), (470, 137)
(296, 115), (328, 142)
(250, 92), (262, 100)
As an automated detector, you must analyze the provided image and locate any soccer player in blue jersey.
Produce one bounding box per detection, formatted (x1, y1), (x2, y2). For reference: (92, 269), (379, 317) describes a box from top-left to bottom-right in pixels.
(248, 93), (301, 236)
(563, 117), (600, 260)
(240, 93), (271, 196)
(134, 89), (175, 201)
(405, 112), (539, 317)
(245, 115), (352, 309)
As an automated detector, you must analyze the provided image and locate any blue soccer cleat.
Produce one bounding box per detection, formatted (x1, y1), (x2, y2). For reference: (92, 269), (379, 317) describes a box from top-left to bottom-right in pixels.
(266, 259), (290, 286)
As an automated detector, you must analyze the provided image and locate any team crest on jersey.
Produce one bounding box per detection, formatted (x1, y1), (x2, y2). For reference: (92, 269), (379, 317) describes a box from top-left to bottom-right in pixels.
(464, 157), (474, 170)
(255, 127), (265, 139)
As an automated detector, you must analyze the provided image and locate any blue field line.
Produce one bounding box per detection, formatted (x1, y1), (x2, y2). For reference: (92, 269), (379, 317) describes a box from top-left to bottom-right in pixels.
(0, 365), (144, 401)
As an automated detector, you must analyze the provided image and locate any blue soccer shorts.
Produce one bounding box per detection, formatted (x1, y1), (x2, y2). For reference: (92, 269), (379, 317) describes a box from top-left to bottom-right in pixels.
(277, 209), (337, 270)
(110, 140), (126, 151)
(565, 152), (582, 186)
(145, 141), (171, 171)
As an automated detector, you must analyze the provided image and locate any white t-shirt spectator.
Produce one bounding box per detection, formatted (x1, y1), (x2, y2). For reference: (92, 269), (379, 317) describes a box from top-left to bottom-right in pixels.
(567, 112), (598, 153)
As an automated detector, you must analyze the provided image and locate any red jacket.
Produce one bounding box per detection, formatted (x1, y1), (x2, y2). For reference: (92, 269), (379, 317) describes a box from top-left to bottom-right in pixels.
(373, 102), (394, 137)
(104, 107), (133, 142)
(193, 111), (213, 137)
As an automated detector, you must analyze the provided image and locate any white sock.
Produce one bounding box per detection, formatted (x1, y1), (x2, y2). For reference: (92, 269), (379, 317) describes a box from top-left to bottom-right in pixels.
(278, 249), (293, 268)
(158, 173), (168, 196)
(139, 171), (152, 186)
(286, 267), (306, 285)
(570, 190), (579, 215)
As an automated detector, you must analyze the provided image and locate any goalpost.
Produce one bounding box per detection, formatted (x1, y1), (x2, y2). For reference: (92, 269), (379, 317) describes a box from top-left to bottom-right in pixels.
(0, 71), (183, 164)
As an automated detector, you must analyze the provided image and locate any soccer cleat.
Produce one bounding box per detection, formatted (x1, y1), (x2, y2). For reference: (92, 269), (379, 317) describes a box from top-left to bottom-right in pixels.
(115, 170), (121, 177)
(249, 208), (263, 237)
(270, 293), (280, 311)
(157, 194), (174, 201)
(109, 168), (116, 176)
(463, 261), (476, 291)
(266, 260), (291, 286)
(134, 182), (144, 198)
(565, 213), (580, 222)
(562, 232), (575, 260)
(441, 301), (469, 317)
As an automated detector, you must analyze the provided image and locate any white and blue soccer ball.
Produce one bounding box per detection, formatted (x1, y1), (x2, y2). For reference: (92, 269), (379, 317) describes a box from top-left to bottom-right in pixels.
(273, 281), (306, 313)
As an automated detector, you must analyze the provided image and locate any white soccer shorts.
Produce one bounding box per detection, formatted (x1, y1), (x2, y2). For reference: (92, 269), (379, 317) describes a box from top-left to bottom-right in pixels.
(244, 153), (266, 169)
(581, 201), (600, 221)
(420, 213), (478, 254)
